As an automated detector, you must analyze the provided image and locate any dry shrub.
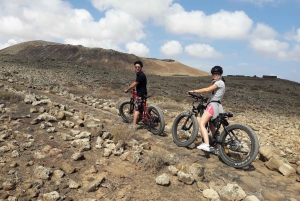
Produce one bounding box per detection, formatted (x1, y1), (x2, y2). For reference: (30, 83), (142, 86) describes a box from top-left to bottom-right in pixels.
(145, 96), (187, 113)
(12, 85), (23, 92)
(168, 94), (189, 104)
(95, 90), (120, 100)
(0, 90), (23, 104)
(142, 149), (170, 173)
(153, 98), (186, 111)
(65, 81), (75, 87)
(68, 86), (91, 96)
(110, 124), (134, 143)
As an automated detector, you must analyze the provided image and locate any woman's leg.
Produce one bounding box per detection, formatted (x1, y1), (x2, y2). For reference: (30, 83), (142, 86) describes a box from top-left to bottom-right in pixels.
(209, 121), (216, 136)
(209, 103), (221, 136)
(199, 111), (212, 145)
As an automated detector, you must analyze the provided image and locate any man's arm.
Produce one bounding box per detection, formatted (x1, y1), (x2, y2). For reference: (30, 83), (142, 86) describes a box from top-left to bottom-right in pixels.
(124, 81), (139, 93)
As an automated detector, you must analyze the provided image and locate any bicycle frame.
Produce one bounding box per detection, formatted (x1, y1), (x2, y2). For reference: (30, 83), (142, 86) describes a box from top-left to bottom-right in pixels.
(120, 89), (165, 135)
(141, 99), (152, 123)
(188, 95), (210, 131)
(172, 93), (259, 168)
(129, 89), (153, 124)
(178, 95), (208, 132)
(211, 113), (238, 146)
(187, 93), (236, 145)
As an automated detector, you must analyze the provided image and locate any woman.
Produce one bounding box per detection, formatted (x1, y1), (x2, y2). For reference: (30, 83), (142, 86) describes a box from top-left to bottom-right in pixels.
(188, 66), (225, 153)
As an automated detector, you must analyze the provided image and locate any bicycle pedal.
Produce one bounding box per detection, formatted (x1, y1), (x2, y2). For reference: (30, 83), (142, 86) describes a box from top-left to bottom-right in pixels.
(205, 148), (218, 155)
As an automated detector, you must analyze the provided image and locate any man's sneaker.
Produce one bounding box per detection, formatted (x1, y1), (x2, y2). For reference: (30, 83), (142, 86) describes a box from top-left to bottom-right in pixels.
(197, 143), (211, 151)
(128, 124), (138, 131)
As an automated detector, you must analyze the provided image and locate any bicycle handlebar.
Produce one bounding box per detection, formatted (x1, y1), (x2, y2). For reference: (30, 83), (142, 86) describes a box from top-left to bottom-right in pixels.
(219, 112), (233, 118)
(188, 93), (208, 102)
(188, 93), (233, 118)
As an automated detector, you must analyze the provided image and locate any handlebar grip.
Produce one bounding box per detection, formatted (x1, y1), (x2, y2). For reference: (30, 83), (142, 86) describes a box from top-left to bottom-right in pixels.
(188, 93), (206, 100)
(226, 113), (233, 117)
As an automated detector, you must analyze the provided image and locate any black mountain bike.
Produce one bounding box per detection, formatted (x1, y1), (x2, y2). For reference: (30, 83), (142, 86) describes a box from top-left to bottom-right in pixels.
(119, 89), (165, 135)
(172, 93), (259, 168)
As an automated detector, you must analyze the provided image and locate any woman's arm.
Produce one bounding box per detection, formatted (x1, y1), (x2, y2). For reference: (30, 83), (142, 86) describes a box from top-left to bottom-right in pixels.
(188, 84), (217, 94)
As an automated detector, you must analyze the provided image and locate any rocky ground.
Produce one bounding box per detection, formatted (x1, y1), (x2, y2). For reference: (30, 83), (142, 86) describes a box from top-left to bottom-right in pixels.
(0, 59), (300, 201)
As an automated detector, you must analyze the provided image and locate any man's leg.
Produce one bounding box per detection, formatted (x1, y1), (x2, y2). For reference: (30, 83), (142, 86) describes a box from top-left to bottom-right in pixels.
(133, 110), (140, 127)
(132, 97), (142, 129)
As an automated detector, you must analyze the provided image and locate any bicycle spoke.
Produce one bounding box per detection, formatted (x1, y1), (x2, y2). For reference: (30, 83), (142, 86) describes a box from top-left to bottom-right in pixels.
(147, 105), (165, 135)
(222, 129), (252, 161)
(149, 111), (160, 130)
(119, 101), (134, 123)
(171, 112), (198, 147)
(177, 119), (192, 140)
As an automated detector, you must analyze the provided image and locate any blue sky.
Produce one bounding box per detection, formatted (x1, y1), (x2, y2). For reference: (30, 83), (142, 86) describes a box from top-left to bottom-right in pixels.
(0, 0), (300, 83)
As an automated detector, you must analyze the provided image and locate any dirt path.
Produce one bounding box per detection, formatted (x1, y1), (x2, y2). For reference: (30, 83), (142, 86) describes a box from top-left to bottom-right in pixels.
(1, 79), (300, 200)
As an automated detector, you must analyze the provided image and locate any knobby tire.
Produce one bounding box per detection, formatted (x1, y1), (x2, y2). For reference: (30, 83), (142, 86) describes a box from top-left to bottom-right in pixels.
(172, 112), (199, 147)
(147, 105), (165, 135)
(217, 123), (259, 168)
(119, 100), (134, 123)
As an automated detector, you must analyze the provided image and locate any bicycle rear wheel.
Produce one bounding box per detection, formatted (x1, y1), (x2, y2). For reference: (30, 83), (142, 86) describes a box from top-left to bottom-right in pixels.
(217, 124), (259, 168)
(119, 100), (134, 123)
(147, 105), (165, 135)
(172, 112), (199, 147)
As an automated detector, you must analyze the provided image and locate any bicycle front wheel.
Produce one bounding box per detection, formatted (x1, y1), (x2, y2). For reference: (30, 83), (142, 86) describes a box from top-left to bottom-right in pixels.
(119, 100), (134, 123)
(147, 105), (165, 135)
(172, 112), (199, 147)
(218, 124), (259, 168)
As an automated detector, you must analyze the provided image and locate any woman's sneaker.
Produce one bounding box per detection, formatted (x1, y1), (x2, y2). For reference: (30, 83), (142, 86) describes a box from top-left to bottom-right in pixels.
(197, 143), (219, 155)
(197, 143), (211, 151)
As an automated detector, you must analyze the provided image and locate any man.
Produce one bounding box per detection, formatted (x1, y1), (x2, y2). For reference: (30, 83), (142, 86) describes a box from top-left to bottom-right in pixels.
(124, 60), (147, 130)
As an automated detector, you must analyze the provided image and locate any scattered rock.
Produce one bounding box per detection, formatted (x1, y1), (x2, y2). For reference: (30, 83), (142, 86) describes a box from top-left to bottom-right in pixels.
(41, 191), (60, 201)
(69, 179), (81, 189)
(155, 173), (170, 186)
(203, 189), (219, 200)
(177, 171), (194, 185)
(33, 166), (51, 180)
(60, 162), (75, 174)
(218, 183), (246, 201)
(71, 152), (85, 161)
(85, 173), (106, 192)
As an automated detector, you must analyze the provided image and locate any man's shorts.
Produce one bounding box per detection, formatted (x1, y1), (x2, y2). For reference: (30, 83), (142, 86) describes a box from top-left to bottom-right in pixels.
(134, 97), (144, 111)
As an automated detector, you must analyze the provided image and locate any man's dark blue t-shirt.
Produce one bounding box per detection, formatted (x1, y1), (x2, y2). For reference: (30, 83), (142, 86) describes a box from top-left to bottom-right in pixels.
(135, 71), (147, 97)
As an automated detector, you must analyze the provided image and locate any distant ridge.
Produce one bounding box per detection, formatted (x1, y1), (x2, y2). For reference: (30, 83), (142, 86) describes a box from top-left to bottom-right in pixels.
(0, 40), (209, 77)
